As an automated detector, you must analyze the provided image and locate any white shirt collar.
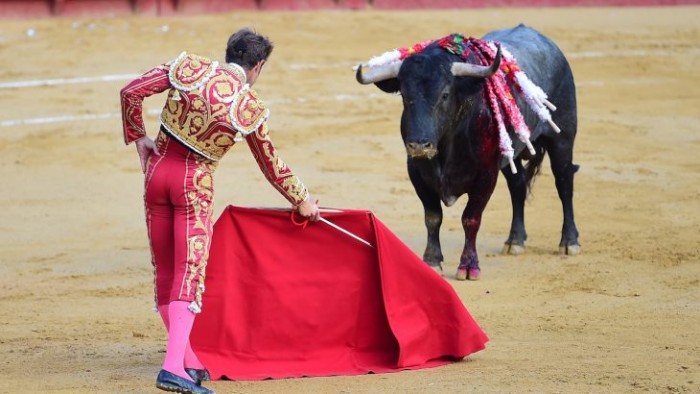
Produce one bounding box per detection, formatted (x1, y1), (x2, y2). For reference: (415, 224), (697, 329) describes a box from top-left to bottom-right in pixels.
(226, 62), (247, 84)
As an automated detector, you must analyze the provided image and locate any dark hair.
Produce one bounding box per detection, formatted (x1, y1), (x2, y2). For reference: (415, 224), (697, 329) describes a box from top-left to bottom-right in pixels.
(225, 28), (274, 69)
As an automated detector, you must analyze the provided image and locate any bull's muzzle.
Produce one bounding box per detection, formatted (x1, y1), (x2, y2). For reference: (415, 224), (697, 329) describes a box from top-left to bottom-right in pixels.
(405, 141), (438, 159)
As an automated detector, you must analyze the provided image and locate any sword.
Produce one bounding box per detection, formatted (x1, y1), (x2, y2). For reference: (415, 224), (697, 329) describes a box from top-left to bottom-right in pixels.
(319, 217), (375, 249)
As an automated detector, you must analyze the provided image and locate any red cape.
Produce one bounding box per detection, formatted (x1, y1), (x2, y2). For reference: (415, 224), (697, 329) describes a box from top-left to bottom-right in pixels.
(191, 206), (488, 380)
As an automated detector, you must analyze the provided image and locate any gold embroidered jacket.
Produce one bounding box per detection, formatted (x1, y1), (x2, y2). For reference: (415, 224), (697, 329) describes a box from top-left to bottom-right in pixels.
(120, 52), (309, 205)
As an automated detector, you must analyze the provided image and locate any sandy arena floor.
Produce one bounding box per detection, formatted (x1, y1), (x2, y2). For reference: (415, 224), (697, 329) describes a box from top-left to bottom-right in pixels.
(0, 6), (698, 393)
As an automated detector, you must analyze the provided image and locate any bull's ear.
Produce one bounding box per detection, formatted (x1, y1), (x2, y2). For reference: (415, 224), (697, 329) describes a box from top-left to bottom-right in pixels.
(374, 78), (400, 94)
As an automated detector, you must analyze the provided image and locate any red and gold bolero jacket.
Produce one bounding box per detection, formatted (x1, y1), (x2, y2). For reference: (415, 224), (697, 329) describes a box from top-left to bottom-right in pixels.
(120, 52), (309, 206)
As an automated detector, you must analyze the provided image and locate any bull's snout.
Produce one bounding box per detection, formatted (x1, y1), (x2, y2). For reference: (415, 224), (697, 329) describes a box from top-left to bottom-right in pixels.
(406, 141), (438, 159)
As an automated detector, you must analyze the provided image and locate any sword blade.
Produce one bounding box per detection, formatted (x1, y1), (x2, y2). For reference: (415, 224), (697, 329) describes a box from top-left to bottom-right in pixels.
(319, 217), (375, 249)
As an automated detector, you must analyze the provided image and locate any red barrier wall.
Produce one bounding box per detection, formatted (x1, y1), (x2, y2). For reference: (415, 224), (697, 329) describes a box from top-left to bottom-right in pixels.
(0, 0), (52, 18)
(0, 0), (697, 18)
(337, 0), (366, 8)
(373, 0), (697, 7)
(53, 0), (132, 16)
(259, 0), (337, 10)
(174, 0), (258, 14)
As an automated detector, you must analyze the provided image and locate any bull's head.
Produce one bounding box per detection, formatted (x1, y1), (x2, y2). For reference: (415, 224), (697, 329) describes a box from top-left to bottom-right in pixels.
(356, 46), (501, 160)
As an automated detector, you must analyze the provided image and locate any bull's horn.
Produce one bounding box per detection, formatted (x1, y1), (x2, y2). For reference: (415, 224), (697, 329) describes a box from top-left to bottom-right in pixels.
(355, 62), (402, 84)
(451, 45), (502, 78)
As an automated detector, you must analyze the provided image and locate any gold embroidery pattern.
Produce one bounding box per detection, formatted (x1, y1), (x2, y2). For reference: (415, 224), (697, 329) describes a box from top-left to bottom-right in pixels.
(255, 121), (271, 141)
(154, 129), (169, 152)
(168, 52), (217, 92)
(183, 158), (216, 312)
(120, 67), (170, 142)
(160, 55), (244, 161)
(230, 86), (269, 136)
(249, 123), (309, 205)
(282, 176), (309, 203)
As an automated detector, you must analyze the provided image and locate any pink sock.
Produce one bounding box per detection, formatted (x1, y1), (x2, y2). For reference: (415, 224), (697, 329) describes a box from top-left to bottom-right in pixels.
(159, 304), (204, 370)
(161, 301), (195, 381)
(184, 345), (205, 370)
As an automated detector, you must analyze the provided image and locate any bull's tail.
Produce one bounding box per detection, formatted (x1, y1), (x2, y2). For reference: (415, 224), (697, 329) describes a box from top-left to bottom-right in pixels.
(524, 145), (546, 195)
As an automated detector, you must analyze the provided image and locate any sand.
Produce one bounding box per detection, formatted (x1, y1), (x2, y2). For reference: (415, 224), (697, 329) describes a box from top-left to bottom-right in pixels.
(0, 5), (698, 393)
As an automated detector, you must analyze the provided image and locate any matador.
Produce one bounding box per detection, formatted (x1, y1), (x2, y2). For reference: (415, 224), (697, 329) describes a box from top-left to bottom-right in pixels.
(120, 28), (320, 394)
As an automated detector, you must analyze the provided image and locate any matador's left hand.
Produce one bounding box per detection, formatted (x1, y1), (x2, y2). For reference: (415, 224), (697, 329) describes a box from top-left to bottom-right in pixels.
(135, 136), (160, 173)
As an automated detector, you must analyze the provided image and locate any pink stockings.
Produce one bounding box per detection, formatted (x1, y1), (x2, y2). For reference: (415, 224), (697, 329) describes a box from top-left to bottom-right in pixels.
(158, 302), (205, 380)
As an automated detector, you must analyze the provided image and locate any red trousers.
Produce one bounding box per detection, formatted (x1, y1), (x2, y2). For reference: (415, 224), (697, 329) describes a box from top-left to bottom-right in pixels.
(144, 131), (217, 313)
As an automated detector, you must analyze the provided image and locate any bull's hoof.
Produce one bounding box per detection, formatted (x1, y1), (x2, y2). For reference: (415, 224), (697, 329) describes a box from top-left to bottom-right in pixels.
(502, 243), (526, 255)
(559, 244), (581, 255)
(455, 268), (467, 281)
(455, 268), (480, 281)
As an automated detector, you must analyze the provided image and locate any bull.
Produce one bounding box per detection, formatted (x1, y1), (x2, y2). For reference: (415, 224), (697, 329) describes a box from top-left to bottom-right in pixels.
(355, 24), (580, 280)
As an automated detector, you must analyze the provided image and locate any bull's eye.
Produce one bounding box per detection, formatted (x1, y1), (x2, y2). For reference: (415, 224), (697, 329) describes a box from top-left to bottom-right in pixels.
(441, 92), (449, 100)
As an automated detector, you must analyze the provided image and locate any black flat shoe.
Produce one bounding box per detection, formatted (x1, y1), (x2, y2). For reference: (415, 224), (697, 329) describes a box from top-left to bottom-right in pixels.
(156, 369), (214, 394)
(185, 368), (211, 386)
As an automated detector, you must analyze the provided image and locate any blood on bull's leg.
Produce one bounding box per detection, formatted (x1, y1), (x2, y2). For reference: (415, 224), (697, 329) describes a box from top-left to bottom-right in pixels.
(457, 177), (497, 280)
(458, 215), (482, 281)
(455, 160), (498, 280)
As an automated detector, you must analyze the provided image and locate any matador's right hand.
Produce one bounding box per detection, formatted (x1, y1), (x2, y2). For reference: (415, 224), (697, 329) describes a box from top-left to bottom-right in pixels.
(297, 197), (320, 222)
(134, 136), (160, 173)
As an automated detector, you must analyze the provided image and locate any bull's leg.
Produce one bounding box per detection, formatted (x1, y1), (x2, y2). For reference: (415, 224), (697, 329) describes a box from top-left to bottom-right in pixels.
(407, 164), (444, 273)
(500, 159), (528, 255)
(457, 176), (498, 281)
(547, 141), (581, 255)
(456, 195), (489, 281)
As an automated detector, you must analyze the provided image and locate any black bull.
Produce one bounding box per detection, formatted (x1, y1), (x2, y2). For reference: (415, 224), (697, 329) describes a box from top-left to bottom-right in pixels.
(356, 24), (580, 280)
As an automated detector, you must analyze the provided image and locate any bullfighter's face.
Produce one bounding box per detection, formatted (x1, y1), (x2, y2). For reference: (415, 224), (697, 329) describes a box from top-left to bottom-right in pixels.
(246, 60), (265, 86)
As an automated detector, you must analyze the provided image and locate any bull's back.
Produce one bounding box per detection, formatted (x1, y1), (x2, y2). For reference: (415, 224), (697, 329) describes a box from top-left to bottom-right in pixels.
(483, 24), (572, 94)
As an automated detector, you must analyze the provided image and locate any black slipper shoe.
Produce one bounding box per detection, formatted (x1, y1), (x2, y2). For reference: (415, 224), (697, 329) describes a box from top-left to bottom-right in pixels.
(185, 368), (211, 386)
(156, 369), (214, 394)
